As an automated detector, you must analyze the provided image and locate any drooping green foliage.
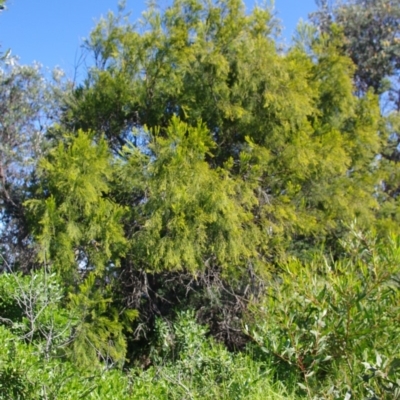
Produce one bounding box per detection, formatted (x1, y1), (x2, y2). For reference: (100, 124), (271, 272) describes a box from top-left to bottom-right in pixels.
(1, 1), (400, 398)
(20, 0), (394, 357)
(117, 116), (260, 274)
(68, 272), (138, 369)
(26, 131), (127, 278)
(311, 0), (400, 242)
(0, 268), (137, 373)
(63, 0), (385, 260)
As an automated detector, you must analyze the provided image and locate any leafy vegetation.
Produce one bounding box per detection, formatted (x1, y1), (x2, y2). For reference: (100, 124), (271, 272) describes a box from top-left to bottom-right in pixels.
(247, 228), (400, 399)
(0, 0), (399, 398)
(312, 0), (400, 100)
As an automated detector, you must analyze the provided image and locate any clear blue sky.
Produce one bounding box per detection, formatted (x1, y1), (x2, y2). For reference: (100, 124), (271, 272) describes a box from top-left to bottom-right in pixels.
(0, 0), (317, 74)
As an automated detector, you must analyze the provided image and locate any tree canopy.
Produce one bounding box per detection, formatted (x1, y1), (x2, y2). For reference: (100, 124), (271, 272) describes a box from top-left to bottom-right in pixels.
(0, 1), (399, 399)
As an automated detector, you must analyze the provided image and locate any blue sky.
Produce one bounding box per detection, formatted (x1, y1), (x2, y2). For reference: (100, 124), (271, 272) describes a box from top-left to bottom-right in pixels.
(0, 0), (317, 74)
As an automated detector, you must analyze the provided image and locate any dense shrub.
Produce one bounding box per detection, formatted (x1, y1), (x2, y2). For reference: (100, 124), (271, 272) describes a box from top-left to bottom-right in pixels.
(0, 308), (296, 399)
(246, 230), (400, 399)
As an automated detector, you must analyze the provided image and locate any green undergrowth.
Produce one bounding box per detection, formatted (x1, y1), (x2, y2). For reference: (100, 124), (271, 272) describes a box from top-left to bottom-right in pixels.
(1, 231), (399, 399)
(0, 311), (298, 400)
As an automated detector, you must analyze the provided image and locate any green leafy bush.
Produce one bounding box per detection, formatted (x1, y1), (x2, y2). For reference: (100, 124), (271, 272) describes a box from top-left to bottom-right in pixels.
(0, 306), (298, 399)
(247, 230), (400, 399)
(130, 310), (297, 400)
(0, 270), (71, 352)
(0, 324), (132, 400)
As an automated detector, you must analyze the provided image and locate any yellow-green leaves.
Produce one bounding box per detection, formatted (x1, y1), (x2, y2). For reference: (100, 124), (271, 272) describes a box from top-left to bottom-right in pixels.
(68, 272), (137, 369)
(120, 117), (260, 274)
(26, 131), (127, 277)
(63, 0), (388, 263)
